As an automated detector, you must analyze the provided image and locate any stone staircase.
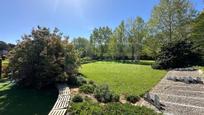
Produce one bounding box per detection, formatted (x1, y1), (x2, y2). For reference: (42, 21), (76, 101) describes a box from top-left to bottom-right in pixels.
(149, 70), (204, 115)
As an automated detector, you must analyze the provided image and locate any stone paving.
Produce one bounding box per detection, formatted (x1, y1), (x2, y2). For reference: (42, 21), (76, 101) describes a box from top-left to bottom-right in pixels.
(149, 70), (204, 115)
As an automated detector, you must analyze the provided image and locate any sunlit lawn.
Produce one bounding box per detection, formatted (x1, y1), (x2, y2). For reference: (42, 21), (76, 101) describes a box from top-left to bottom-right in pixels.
(199, 66), (204, 72)
(80, 61), (166, 96)
(0, 80), (57, 115)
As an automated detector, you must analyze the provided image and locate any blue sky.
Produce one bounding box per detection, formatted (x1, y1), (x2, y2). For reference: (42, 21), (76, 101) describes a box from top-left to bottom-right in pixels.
(0, 0), (203, 44)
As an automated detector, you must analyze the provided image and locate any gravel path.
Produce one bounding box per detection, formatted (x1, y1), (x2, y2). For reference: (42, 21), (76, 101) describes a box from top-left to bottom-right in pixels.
(149, 69), (204, 115)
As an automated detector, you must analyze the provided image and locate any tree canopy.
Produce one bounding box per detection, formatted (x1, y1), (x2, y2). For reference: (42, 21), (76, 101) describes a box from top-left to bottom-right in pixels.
(153, 39), (202, 69)
(72, 37), (91, 58)
(9, 27), (80, 89)
(149, 0), (196, 42)
(192, 11), (204, 61)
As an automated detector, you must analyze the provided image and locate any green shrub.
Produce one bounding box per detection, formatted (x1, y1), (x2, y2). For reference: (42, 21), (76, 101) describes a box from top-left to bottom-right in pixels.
(69, 76), (87, 86)
(153, 40), (202, 69)
(8, 27), (80, 89)
(94, 84), (119, 103)
(80, 57), (94, 64)
(72, 95), (83, 103)
(112, 94), (120, 102)
(104, 103), (159, 115)
(88, 80), (95, 85)
(76, 76), (87, 86)
(68, 102), (103, 115)
(126, 95), (140, 103)
(69, 101), (160, 115)
(79, 84), (95, 94)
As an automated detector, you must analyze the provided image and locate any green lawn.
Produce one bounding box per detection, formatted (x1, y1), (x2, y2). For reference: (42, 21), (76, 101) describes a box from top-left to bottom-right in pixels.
(194, 66), (204, 73)
(0, 80), (57, 115)
(80, 61), (166, 96)
(199, 66), (204, 72)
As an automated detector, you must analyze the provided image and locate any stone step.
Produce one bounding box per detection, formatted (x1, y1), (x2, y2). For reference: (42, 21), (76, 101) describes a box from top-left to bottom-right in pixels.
(153, 84), (204, 92)
(166, 70), (203, 78)
(158, 81), (204, 88)
(152, 89), (204, 98)
(151, 93), (204, 108)
(162, 101), (204, 115)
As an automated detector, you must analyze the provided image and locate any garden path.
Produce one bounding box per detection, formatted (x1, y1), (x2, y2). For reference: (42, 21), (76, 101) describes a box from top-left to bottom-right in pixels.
(48, 84), (70, 115)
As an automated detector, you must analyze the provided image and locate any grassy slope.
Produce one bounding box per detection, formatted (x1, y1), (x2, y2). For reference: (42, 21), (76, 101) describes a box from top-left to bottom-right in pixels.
(80, 61), (166, 96)
(0, 80), (57, 115)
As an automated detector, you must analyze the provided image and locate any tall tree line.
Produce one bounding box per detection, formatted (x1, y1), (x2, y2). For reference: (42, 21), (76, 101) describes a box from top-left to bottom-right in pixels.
(72, 0), (203, 62)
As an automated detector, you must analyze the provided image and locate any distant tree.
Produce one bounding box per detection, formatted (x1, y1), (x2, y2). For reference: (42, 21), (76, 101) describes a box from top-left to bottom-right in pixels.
(107, 34), (117, 59)
(150, 0), (197, 42)
(90, 26), (112, 58)
(7, 43), (15, 51)
(126, 17), (146, 61)
(9, 27), (80, 89)
(153, 39), (202, 69)
(0, 41), (15, 56)
(0, 41), (8, 50)
(72, 37), (90, 58)
(0, 41), (8, 56)
(142, 37), (160, 59)
(114, 21), (127, 59)
(192, 11), (204, 61)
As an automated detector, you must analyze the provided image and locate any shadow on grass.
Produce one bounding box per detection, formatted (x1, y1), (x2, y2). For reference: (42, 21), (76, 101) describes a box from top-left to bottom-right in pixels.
(0, 81), (58, 115)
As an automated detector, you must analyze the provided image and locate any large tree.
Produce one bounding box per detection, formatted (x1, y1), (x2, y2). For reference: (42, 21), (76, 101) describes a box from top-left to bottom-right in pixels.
(114, 21), (127, 59)
(126, 17), (146, 61)
(192, 11), (204, 61)
(72, 37), (90, 58)
(9, 27), (80, 89)
(150, 0), (196, 42)
(90, 26), (112, 58)
(142, 37), (160, 59)
(107, 34), (117, 59)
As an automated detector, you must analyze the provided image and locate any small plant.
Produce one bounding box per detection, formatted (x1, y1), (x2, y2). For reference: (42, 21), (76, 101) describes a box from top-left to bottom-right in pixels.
(94, 84), (119, 103)
(69, 101), (159, 115)
(104, 103), (159, 115)
(126, 95), (140, 103)
(68, 101), (103, 114)
(79, 84), (95, 94)
(72, 95), (83, 103)
(76, 76), (87, 86)
(69, 76), (87, 86)
(112, 94), (120, 102)
(88, 80), (95, 85)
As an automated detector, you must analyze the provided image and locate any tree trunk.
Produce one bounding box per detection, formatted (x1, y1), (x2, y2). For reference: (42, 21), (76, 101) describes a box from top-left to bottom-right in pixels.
(100, 45), (104, 59)
(132, 45), (135, 61)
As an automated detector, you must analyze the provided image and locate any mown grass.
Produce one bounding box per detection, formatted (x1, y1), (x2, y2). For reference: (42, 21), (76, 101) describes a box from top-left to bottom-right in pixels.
(0, 80), (57, 115)
(199, 66), (204, 72)
(80, 61), (166, 96)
